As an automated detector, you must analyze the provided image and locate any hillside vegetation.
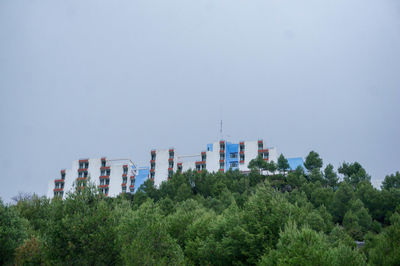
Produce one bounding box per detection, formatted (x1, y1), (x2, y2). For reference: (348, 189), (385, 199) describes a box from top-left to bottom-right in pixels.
(1, 151), (400, 265)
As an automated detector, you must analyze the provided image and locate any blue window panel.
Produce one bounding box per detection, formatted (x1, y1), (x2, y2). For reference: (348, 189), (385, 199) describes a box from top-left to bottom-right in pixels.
(134, 167), (150, 193)
(207, 143), (213, 152)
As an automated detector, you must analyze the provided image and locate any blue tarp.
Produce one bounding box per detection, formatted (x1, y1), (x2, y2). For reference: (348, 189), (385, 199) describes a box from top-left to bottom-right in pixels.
(287, 157), (305, 171)
(226, 142), (239, 170)
(134, 167), (150, 193)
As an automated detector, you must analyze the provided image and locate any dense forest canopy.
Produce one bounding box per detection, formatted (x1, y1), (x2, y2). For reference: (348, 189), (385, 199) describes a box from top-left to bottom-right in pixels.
(1, 151), (400, 265)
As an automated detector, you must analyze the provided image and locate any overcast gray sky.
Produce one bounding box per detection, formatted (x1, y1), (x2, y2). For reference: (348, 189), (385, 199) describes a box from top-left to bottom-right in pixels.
(1, 0), (399, 202)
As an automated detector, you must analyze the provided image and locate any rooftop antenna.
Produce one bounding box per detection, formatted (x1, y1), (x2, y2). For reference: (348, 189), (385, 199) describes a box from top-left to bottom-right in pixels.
(220, 106), (223, 141)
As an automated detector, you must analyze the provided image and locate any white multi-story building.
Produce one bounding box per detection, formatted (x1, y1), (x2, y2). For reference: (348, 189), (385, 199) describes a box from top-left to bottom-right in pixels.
(48, 157), (137, 199)
(48, 139), (304, 198)
(149, 139), (279, 187)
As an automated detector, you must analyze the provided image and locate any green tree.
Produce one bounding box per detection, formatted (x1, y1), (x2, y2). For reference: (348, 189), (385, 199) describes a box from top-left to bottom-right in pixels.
(277, 154), (290, 174)
(117, 200), (184, 265)
(259, 222), (366, 266)
(382, 171), (400, 190)
(304, 151), (323, 171)
(324, 164), (339, 188)
(0, 199), (29, 265)
(338, 162), (371, 187)
(365, 212), (400, 265)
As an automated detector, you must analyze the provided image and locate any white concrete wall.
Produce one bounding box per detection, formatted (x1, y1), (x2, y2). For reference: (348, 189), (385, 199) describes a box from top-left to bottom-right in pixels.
(205, 141), (223, 173)
(154, 149), (170, 187)
(48, 158), (135, 199)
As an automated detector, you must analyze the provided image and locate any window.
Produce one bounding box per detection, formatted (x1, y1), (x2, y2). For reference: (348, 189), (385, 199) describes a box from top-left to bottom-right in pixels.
(123, 167), (128, 175)
(78, 171), (83, 178)
(83, 171), (88, 178)
(258, 142), (263, 149)
(61, 172), (66, 179)
(169, 162), (173, 168)
(177, 164), (182, 172)
(151, 163), (155, 170)
(106, 169), (110, 176)
(220, 142), (225, 150)
(201, 154), (206, 161)
(101, 170), (106, 176)
(150, 172), (155, 179)
(85, 162), (89, 168)
(168, 171), (173, 178)
(220, 153), (225, 160)
(131, 178), (135, 185)
(101, 160), (106, 167)
(231, 162), (238, 168)
(230, 153), (238, 159)
(122, 186), (126, 193)
(240, 143), (245, 152)
(201, 164), (206, 170)
(61, 183), (64, 189)
(169, 151), (174, 159)
(262, 152), (269, 159)
(123, 177), (127, 183)
(220, 162), (224, 169)
(100, 179), (105, 185)
(79, 162), (84, 169)
(196, 165), (201, 171)
(151, 154), (156, 161)
(240, 154), (245, 162)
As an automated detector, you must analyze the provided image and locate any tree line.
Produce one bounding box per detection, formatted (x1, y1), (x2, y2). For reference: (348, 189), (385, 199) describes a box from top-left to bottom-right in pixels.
(1, 151), (400, 265)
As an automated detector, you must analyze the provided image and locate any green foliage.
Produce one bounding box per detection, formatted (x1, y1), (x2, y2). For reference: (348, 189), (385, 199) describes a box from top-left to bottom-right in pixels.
(277, 154), (290, 174)
(365, 212), (400, 265)
(382, 171), (400, 190)
(259, 222), (366, 266)
(324, 164), (339, 188)
(0, 199), (29, 265)
(118, 200), (184, 265)
(2, 150), (399, 265)
(304, 151), (323, 171)
(338, 162), (371, 187)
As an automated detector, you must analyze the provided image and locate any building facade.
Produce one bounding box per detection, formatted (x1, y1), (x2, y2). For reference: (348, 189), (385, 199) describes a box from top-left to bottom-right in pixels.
(48, 139), (303, 198)
(48, 157), (137, 199)
(149, 140), (279, 187)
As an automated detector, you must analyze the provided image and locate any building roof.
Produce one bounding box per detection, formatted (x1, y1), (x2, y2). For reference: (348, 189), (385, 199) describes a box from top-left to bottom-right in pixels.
(287, 157), (305, 171)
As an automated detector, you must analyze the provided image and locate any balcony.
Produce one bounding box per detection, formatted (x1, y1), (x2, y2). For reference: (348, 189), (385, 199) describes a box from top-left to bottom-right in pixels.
(53, 188), (63, 192)
(54, 179), (64, 183)
(100, 166), (110, 171)
(239, 151), (245, 154)
(121, 183), (127, 186)
(77, 168), (88, 172)
(122, 173), (127, 177)
(240, 160), (245, 164)
(219, 169), (225, 172)
(258, 149), (269, 153)
(99, 175), (110, 179)
(168, 167), (173, 171)
(76, 177), (87, 181)
(195, 161), (206, 165)
(123, 164), (128, 168)
(79, 159), (89, 163)
(219, 159), (225, 163)
(150, 169), (155, 173)
(151, 150), (156, 154)
(168, 158), (174, 162)
(150, 160), (155, 164)
(60, 169), (66, 174)
(98, 184), (109, 188)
